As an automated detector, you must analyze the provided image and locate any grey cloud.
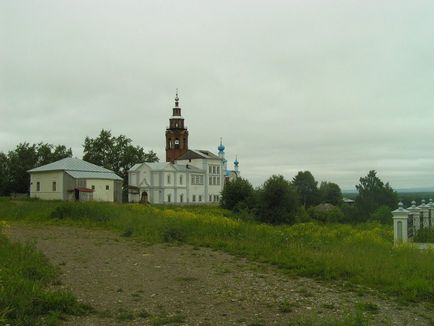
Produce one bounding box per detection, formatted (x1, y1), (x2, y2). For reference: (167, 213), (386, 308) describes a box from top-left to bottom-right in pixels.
(1, 0), (434, 189)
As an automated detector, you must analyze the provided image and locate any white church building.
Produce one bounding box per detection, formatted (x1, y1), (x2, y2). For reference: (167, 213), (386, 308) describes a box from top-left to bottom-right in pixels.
(128, 93), (239, 204)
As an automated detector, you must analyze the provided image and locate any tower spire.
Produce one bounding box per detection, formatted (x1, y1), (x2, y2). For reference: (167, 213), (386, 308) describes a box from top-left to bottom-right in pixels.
(175, 88), (179, 107)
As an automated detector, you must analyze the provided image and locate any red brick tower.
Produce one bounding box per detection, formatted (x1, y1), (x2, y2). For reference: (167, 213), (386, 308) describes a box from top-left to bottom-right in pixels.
(165, 90), (189, 162)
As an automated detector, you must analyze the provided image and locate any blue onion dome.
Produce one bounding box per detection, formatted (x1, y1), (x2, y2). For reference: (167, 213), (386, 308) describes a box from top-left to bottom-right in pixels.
(234, 158), (239, 166)
(218, 143), (225, 152)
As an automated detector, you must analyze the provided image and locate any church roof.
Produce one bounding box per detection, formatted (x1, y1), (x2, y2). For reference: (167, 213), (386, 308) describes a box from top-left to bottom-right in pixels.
(129, 162), (204, 173)
(177, 149), (221, 161)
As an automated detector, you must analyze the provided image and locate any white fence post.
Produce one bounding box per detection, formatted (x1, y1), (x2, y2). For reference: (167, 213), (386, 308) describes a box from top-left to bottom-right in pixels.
(407, 201), (421, 233)
(419, 199), (430, 228)
(392, 202), (410, 243)
(427, 198), (434, 229)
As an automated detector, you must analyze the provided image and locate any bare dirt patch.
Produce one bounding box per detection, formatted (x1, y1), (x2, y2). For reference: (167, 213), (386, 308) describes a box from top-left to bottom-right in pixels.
(10, 224), (434, 325)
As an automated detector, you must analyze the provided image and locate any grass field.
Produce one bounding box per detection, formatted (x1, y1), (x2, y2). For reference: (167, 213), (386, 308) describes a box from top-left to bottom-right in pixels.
(0, 219), (91, 326)
(1, 198), (433, 306)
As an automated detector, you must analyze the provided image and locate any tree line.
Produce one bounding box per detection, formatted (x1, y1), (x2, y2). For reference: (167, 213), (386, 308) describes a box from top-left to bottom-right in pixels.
(220, 170), (398, 225)
(0, 129), (158, 196)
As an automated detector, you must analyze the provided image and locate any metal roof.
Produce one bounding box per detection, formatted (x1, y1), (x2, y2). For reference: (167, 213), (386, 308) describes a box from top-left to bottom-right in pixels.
(128, 161), (204, 173)
(66, 171), (123, 181)
(29, 157), (112, 173)
(177, 149), (221, 161)
(28, 157), (122, 181)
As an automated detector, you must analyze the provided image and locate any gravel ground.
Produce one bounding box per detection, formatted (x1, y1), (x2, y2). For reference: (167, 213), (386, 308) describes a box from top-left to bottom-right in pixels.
(10, 224), (434, 326)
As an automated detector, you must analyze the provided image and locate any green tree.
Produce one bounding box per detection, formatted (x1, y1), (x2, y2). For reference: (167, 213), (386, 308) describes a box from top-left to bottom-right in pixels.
(83, 129), (158, 183)
(220, 177), (254, 211)
(292, 171), (320, 207)
(355, 170), (398, 222)
(256, 175), (299, 224)
(319, 181), (343, 205)
(7, 142), (72, 194)
(36, 143), (72, 166)
(7, 143), (38, 194)
(0, 152), (9, 195)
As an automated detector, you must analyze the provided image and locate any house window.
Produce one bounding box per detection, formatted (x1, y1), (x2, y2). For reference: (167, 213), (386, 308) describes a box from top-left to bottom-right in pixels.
(191, 175), (204, 185)
(36, 182), (40, 192)
(167, 175), (171, 184)
(106, 185), (109, 190)
(209, 166), (212, 173)
(192, 195), (196, 202)
(214, 195), (219, 202)
(179, 175), (183, 185)
(209, 195), (212, 202)
(180, 194), (183, 203)
(52, 182), (56, 191)
(199, 195), (202, 202)
(217, 166), (220, 174)
(168, 194), (171, 203)
(209, 177), (212, 185)
(217, 177), (220, 185)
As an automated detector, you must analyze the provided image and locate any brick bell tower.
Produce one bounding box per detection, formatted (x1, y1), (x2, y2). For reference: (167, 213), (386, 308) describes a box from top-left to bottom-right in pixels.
(165, 90), (189, 162)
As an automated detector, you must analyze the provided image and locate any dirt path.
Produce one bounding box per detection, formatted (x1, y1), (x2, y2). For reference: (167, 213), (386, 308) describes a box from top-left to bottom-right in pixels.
(10, 224), (434, 325)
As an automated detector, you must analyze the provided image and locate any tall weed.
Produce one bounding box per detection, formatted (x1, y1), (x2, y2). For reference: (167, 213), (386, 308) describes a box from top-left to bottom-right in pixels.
(1, 198), (433, 303)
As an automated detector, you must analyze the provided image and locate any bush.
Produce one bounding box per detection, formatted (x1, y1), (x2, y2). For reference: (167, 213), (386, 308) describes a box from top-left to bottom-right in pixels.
(370, 205), (393, 224)
(256, 175), (299, 224)
(414, 227), (434, 243)
(50, 202), (113, 222)
(220, 178), (254, 211)
(294, 206), (311, 223)
(162, 226), (185, 242)
(308, 205), (345, 223)
(340, 204), (364, 224)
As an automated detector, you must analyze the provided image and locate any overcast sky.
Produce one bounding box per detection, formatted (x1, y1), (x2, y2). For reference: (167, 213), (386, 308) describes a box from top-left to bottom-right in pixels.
(1, 0), (433, 189)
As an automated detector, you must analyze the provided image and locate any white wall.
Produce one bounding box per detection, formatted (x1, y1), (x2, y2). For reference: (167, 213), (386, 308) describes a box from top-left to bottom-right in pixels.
(86, 179), (115, 202)
(30, 171), (64, 200)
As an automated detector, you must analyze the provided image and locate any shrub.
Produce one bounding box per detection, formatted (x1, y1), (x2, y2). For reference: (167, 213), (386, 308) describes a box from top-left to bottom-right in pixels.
(220, 178), (254, 211)
(370, 205), (393, 224)
(256, 175), (299, 224)
(50, 202), (113, 222)
(294, 206), (311, 223)
(308, 205), (345, 223)
(414, 227), (434, 243)
(162, 226), (185, 242)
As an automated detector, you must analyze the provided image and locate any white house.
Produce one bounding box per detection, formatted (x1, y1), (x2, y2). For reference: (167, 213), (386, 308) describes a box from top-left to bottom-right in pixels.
(28, 157), (123, 202)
